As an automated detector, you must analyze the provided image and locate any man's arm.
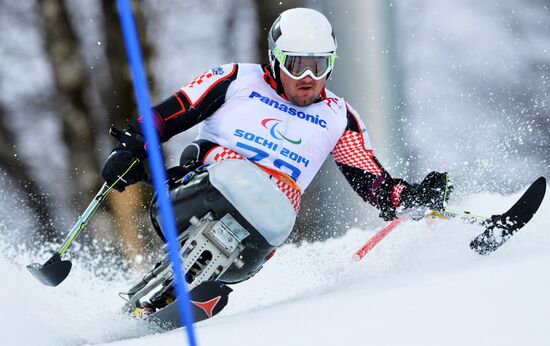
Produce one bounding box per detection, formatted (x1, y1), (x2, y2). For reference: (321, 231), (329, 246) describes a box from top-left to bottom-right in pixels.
(331, 103), (407, 220)
(102, 64), (238, 190)
(128, 64), (239, 141)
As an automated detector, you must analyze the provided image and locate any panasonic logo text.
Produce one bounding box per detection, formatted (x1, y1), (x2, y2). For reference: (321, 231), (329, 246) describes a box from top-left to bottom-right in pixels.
(249, 91), (327, 128)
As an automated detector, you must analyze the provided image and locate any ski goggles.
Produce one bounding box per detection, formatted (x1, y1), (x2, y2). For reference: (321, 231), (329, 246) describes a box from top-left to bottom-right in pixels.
(273, 47), (336, 81)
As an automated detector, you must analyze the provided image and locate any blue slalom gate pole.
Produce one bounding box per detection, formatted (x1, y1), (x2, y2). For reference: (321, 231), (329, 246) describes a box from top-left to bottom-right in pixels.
(116, 0), (197, 344)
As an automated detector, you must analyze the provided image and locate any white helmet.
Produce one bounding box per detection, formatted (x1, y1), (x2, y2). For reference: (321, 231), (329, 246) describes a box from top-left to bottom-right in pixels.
(268, 8), (337, 81)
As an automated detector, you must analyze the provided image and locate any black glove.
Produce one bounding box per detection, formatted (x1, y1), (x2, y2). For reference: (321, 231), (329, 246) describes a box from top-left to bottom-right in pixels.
(101, 128), (148, 192)
(377, 178), (405, 221)
(400, 171), (452, 211)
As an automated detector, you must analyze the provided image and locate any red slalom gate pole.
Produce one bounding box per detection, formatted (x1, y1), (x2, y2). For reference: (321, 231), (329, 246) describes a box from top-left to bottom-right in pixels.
(352, 216), (407, 262)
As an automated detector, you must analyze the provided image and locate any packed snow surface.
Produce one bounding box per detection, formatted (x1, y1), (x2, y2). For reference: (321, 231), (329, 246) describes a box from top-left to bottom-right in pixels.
(1, 183), (549, 346)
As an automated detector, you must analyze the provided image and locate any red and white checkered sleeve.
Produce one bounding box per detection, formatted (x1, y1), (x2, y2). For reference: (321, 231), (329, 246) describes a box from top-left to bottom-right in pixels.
(332, 103), (410, 208)
(331, 130), (384, 175)
(331, 104), (383, 176)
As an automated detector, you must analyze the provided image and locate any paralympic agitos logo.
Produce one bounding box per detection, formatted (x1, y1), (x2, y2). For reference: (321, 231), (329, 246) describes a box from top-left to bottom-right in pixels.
(261, 118), (302, 145)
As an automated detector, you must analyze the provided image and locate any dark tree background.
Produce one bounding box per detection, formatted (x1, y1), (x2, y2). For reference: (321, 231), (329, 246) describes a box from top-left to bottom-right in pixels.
(0, 0), (547, 263)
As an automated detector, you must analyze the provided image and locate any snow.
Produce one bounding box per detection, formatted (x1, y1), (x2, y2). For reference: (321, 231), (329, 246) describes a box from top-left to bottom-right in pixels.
(395, 0), (550, 191)
(0, 2), (547, 344)
(2, 182), (549, 346)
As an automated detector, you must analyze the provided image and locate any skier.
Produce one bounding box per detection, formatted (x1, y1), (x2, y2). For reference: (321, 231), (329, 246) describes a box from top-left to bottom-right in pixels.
(102, 7), (450, 230)
(25, 8), (546, 325)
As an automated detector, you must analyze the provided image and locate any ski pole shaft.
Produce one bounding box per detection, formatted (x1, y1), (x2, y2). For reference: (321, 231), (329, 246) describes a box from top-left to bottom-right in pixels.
(428, 208), (489, 226)
(57, 183), (109, 256)
(352, 208), (488, 263)
(352, 216), (407, 262)
(57, 158), (141, 256)
(27, 155), (142, 286)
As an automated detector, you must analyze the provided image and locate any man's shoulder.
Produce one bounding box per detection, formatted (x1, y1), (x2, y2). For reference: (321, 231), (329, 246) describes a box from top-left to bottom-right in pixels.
(232, 63), (264, 82)
(235, 63), (263, 72)
(322, 88), (366, 129)
(324, 88), (358, 115)
(321, 87), (348, 114)
(181, 63), (238, 89)
(183, 63), (262, 82)
(323, 87), (341, 99)
(323, 88), (346, 105)
(179, 64), (239, 106)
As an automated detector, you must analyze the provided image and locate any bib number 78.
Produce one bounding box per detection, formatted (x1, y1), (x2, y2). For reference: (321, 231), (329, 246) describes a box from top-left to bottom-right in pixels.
(236, 142), (301, 180)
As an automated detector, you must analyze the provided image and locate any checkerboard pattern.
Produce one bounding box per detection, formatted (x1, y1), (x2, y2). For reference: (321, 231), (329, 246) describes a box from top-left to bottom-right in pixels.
(210, 147), (245, 162)
(390, 183), (407, 207)
(183, 71), (214, 89)
(275, 180), (301, 213)
(331, 130), (383, 175)
(205, 146), (301, 213)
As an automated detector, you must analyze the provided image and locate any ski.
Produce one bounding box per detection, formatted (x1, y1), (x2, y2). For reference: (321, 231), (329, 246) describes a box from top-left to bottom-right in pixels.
(144, 281), (233, 330)
(354, 177), (546, 261)
(469, 176), (546, 255)
(431, 177), (546, 254)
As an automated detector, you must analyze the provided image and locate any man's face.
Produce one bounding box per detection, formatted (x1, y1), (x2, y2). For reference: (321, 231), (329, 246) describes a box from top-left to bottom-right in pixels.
(279, 69), (325, 107)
